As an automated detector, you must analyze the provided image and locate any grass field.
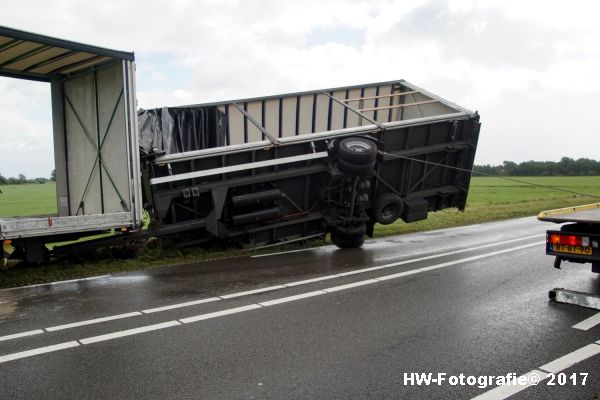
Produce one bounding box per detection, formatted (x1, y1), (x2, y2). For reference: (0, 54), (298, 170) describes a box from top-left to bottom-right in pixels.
(0, 182), (57, 217)
(374, 176), (600, 237)
(2, 176), (600, 288)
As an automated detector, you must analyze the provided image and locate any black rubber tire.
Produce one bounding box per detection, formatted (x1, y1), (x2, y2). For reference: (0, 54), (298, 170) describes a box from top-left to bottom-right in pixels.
(331, 223), (366, 249)
(337, 158), (375, 176)
(373, 193), (404, 225)
(338, 138), (377, 165)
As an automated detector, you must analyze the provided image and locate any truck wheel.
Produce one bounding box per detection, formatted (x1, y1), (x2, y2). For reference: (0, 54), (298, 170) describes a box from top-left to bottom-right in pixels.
(337, 158), (375, 176)
(24, 242), (49, 265)
(374, 193), (404, 225)
(338, 138), (377, 165)
(331, 223), (366, 248)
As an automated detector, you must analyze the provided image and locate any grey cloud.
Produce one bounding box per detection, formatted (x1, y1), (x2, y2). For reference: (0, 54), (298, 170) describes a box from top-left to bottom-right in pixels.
(388, 0), (562, 70)
(306, 26), (366, 48)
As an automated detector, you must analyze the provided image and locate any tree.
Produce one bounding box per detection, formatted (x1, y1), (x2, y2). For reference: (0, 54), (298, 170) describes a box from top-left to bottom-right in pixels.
(474, 157), (600, 176)
(501, 161), (517, 176)
(18, 174), (26, 183)
(50, 169), (56, 181)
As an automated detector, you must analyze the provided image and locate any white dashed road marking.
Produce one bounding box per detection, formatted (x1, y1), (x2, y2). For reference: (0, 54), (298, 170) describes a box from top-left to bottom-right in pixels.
(0, 329), (44, 342)
(572, 312), (600, 331)
(46, 312), (143, 332)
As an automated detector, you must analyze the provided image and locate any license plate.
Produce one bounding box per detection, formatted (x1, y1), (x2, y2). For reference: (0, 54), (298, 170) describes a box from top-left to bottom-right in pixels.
(550, 244), (592, 255)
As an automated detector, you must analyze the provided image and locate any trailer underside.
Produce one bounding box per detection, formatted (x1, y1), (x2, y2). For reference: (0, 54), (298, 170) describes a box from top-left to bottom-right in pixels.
(143, 80), (480, 249)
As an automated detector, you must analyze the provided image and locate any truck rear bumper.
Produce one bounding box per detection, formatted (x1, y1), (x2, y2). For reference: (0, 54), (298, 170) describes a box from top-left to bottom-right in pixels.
(0, 212), (134, 240)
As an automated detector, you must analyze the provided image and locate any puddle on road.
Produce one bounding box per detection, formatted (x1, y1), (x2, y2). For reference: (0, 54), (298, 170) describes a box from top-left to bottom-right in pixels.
(0, 299), (17, 319)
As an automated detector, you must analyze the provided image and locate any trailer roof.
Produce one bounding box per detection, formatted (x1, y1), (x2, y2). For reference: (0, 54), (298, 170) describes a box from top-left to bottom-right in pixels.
(0, 25), (134, 82)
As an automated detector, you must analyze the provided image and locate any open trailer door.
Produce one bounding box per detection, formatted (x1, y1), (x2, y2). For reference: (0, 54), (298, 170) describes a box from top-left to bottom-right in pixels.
(0, 26), (142, 262)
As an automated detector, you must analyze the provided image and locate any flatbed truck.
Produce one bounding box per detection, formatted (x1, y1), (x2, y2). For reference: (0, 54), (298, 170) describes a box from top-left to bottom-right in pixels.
(538, 203), (600, 272)
(539, 203), (600, 309)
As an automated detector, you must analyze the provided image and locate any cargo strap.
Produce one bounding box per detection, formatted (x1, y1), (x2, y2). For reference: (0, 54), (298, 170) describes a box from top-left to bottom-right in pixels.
(65, 88), (129, 214)
(383, 152), (600, 200)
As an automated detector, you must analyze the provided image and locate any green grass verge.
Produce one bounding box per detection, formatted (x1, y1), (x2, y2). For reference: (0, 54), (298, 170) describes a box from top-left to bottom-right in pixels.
(2, 176), (600, 289)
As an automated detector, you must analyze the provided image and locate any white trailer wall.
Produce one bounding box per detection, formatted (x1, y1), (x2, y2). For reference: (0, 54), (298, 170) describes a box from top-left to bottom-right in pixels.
(60, 63), (131, 216)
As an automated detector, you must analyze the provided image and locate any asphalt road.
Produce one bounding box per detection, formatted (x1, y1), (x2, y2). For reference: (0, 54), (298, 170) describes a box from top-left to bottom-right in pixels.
(1, 216), (600, 399)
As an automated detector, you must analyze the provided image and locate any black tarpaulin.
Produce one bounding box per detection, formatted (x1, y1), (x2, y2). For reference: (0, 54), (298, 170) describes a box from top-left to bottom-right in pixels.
(138, 106), (227, 156)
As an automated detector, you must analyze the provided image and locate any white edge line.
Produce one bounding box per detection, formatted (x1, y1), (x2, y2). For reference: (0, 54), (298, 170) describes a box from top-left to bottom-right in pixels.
(337, 266), (387, 276)
(374, 269), (422, 281)
(142, 297), (221, 314)
(0, 341), (79, 364)
(323, 279), (379, 293)
(179, 304), (262, 323)
(46, 311), (143, 332)
(1, 275), (111, 291)
(470, 370), (549, 400)
(538, 343), (600, 373)
(0, 329), (44, 342)
(377, 234), (544, 270)
(284, 275), (340, 286)
(251, 246), (323, 258)
(259, 291), (326, 307)
(220, 285), (287, 299)
(572, 312), (600, 331)
(79, 321), (181, 345)
(424, 223), (481, 234)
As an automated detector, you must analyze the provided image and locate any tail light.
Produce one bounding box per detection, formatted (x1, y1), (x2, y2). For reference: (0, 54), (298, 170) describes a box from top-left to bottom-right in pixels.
(548, 233), (590, 247)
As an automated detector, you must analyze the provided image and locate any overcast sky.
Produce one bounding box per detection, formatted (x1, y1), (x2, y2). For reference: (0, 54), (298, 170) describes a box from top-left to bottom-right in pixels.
(1, 0), (599, 178)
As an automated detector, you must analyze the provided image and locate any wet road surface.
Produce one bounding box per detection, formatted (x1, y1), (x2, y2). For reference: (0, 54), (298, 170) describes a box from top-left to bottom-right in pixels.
(1, 216), (599, 399)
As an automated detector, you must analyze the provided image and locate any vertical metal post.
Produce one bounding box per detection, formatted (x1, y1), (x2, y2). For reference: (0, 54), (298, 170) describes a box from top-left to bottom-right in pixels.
(311, 93), (317, 133)
(94, 70), (105, 213)
(224, 104), (230, 145)
(343, 89), (349, 129)
(278, 98), (283, 138)
(327, 91), (333, 131)
(295, 96), (300, 135)
(373, 85), (380, 122)
(243, 102), (248, 143)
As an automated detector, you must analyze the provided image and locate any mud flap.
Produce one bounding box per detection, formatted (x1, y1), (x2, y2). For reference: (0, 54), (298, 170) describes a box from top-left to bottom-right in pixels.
(2, 240), (14, 268)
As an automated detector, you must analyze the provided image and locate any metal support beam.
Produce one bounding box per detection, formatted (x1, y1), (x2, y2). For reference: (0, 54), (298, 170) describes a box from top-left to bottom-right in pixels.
(232, 102), (280, 146)
(360, 100), (438, 113)
(344, 90), (419, 103)
(321, 91), (385, 130)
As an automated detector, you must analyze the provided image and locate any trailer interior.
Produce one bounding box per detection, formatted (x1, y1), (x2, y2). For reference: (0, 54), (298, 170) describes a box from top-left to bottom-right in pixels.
(0, 26), (143, 263)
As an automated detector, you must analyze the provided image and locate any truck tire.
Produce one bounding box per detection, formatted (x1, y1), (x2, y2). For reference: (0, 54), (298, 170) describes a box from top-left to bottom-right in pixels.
(338, 138), (377, 165)
(337, 158), (375, 176)
(374, 193), (404, 225)
(331, 223), (366, 248)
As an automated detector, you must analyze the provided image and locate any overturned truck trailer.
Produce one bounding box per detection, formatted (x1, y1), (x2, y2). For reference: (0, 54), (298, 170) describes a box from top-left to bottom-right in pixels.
(140, 80), (481, 248)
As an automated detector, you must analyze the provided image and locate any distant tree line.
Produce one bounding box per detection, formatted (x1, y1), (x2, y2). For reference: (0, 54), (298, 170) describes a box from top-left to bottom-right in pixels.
(0, 169), (55, 185)
(474, 157), (600, 176)
(1, 158), (599, 183)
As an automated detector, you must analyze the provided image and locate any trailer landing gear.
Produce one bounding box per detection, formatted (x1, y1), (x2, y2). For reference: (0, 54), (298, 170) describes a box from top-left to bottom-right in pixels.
(549, 288), (600, 310)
